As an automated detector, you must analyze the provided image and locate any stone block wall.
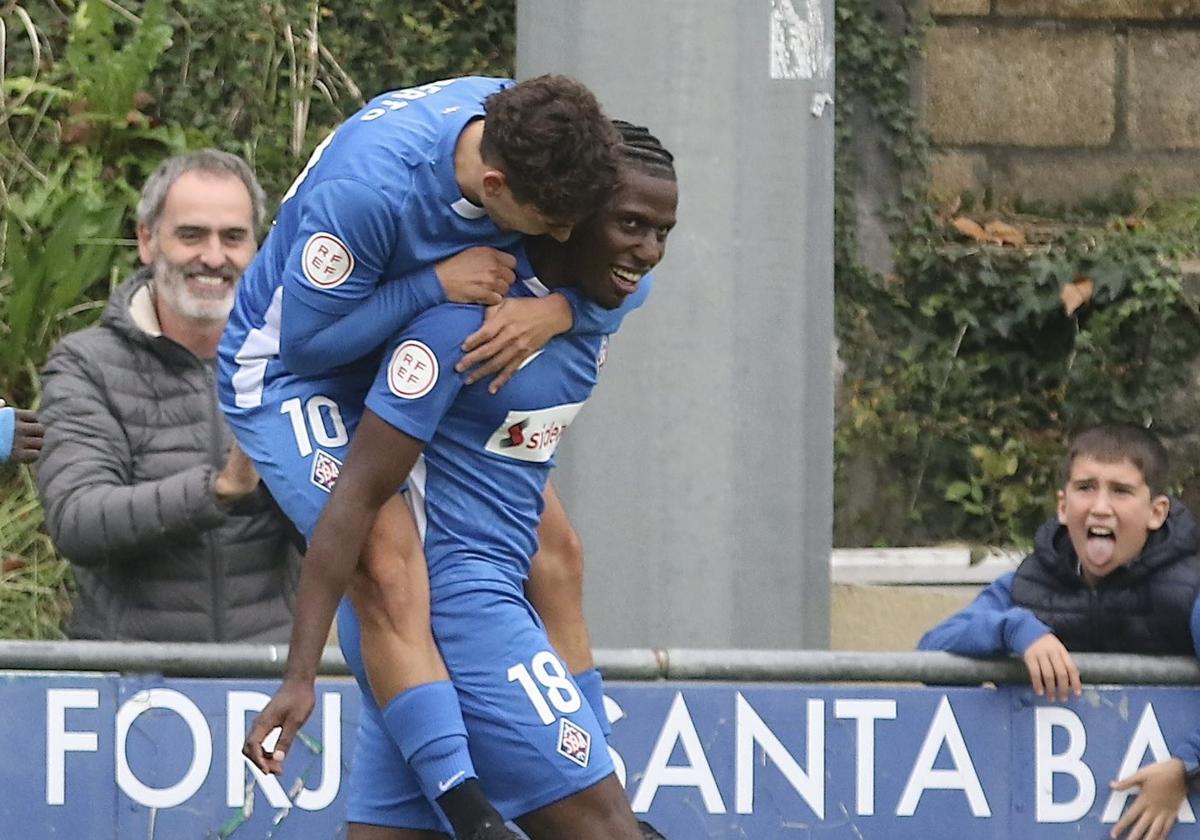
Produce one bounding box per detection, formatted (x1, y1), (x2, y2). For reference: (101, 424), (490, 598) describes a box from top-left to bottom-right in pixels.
(924, 1), (1200, 208)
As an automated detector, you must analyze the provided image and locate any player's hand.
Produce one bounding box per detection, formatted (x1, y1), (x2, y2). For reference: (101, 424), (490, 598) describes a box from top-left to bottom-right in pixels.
(243, 678), (316, 775)
(1022, 633), (1081, 702)
(456, 294), (573, 393)
(11, 408), (44, 465)
(1110, 758), (1188, 840)
(435, 247), (516, 306)
(214, 440), (260, 503)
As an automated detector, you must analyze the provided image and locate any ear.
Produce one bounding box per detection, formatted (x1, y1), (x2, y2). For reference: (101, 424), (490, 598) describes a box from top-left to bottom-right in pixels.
(1056, 489), (1068, 525)
(136, 222), (154, 266)
(480, 169), (508, 198)
(1148, 494), (1170, 530)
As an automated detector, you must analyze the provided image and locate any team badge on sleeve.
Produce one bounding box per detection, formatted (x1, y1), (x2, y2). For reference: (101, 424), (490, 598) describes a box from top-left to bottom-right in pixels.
(310, 449), (342, 492)
(556, 718), (591, 768)
(387, 340), (439, 399)
(302, 232), (355, 289)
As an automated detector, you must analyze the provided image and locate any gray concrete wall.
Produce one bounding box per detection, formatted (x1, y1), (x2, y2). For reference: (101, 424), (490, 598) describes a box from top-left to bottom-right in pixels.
(517, 0), (836, 648)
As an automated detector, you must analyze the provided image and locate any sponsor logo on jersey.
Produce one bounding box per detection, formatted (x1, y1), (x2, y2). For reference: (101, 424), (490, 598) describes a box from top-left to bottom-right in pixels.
(485, 402), (584, 463)
(310, 449), (342, 493)
(387, 340), (438, 399)
(302, 233), (355, 289)
(557, 718), (591, 768)
(596, 335), (609, 369)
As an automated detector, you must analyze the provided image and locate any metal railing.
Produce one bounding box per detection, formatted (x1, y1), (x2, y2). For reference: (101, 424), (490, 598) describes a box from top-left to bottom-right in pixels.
(0, 639), (1197, 685)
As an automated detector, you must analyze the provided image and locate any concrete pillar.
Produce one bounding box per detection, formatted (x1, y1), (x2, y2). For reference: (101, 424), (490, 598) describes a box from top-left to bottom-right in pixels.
(517, 0), (835, 648)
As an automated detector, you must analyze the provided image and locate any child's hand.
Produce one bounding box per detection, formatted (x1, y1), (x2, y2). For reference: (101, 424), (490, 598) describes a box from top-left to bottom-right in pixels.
(1110, 758), (1187, 840)
(1022, 633), (1081, 702)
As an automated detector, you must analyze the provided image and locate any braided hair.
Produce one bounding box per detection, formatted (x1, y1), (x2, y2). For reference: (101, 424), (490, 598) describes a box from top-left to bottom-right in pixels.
(613, 120), (676, 181)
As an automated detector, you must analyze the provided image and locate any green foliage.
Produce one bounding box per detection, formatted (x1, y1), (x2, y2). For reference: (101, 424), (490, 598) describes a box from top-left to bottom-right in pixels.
(1, 0), (190, 404)
(0, 0), (515, 638)
(146, 0), (515, 198)
(833, 2), (1200, 547)
(0, 471), (71, 639)
(838, 219), (1200, 546)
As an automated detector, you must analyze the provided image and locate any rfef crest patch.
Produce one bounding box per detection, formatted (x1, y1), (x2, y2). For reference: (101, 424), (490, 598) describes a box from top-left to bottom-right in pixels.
(556, 718), (591, 768)
(302, 233), (355, 289)
(387, 340), (439, 399)
(310, 449), (342, 493)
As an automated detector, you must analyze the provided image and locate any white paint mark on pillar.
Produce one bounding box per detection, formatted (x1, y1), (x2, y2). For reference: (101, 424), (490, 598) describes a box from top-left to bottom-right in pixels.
(770, 0), (832, 81)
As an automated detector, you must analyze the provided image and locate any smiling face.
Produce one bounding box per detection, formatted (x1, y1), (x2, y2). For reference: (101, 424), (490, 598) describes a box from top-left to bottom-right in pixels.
(564, 168), (678, 309)
(137, 170), (257, 324)
(1056, 454), (1169, 585)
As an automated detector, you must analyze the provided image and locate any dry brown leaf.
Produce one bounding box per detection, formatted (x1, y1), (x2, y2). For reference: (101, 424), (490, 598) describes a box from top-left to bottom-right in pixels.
(2, 555), (27, 574)
(984, 220), (1026, 247)
(1061, 277), (1094, 316)
(952, 216), (988, 243)
(938, 194), (962, 221)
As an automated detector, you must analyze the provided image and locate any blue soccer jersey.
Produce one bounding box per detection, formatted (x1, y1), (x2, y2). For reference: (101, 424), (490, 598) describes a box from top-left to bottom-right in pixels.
(220, 76), (521, 411)
(344, 276), (625, 830)
(364, 277), (609, 594)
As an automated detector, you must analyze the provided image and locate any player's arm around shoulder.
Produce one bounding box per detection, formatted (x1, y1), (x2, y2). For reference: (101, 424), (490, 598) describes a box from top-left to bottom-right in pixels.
(278, 177), (409, 373)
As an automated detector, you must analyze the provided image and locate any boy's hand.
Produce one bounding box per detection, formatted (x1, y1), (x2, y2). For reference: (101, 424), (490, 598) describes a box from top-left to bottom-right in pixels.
(1110, 758), (1187, 840)
(456, 295), (573, 393)
(12, 408), (44, 464)
(435, 247), (516, 306)
(1022, 633), (1081, 702)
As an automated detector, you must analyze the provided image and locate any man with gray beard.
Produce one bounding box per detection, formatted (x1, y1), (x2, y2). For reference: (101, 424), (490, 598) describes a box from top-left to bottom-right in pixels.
(36, 150), (301, 641)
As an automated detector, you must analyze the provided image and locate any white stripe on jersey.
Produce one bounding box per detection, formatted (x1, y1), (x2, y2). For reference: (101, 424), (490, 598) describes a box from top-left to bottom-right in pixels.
(405, 454), (430, 543)
(231, 286), (284, 409)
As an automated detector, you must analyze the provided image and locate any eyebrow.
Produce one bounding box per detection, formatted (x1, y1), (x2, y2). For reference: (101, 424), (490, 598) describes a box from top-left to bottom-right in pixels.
(173, 224), (251, 236)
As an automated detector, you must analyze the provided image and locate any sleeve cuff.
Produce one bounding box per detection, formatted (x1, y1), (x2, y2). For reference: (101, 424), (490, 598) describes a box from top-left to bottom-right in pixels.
(554, 288), (582, 331)
(1008, 611), (1053, 654)
(410, 265), (447, 307)
(0, 407), (14, 464)
(1171, 734), (1200, 775)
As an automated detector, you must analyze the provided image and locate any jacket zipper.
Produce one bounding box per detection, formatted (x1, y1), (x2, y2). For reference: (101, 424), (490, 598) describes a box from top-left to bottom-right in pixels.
(204, 363), (226, 641)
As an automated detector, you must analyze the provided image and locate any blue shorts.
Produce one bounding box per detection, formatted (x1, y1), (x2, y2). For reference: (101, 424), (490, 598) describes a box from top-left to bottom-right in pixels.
(221, 369), (373, 538)
(339, 581), (614, 829)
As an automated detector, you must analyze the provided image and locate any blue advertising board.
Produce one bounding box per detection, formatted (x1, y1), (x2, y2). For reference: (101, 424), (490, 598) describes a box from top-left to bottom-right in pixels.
(2, 673), (1199, 838)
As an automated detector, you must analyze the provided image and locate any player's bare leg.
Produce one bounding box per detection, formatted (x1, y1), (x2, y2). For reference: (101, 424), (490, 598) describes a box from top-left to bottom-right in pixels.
(348, 495), (518, 840)
(526, 481), (593, 672)
(348, 826), (446, 840)
(349, 494), (448, 704)
(515, 775), (642, 840)
(526, 480), (613, 741)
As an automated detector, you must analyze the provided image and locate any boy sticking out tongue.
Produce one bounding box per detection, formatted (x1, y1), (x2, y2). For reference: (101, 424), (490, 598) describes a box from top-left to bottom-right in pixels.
(920, 423), (1200, 840)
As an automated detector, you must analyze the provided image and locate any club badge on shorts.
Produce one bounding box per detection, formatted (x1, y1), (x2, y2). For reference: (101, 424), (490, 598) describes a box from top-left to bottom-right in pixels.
(557, 718), (591, 768)
(310, 449), (342, 493)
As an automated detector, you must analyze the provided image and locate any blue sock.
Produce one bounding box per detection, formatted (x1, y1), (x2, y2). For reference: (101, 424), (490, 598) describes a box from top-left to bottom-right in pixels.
(574, 667), (611, 738)
(382, 681), (477, 804)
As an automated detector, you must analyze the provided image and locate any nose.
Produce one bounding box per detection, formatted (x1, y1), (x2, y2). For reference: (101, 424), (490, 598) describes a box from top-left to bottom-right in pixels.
(1092, 488), (1115, 515)
(199, 234), (227, 269)
(632, 230), (664, 267)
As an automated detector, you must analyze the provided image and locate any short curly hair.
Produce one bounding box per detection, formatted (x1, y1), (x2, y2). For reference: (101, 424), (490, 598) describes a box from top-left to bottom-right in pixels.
(481, 74), (620, 224)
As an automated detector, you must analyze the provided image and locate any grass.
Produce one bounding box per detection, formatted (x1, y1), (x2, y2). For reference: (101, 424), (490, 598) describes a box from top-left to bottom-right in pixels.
(0, 469), (71, 639)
